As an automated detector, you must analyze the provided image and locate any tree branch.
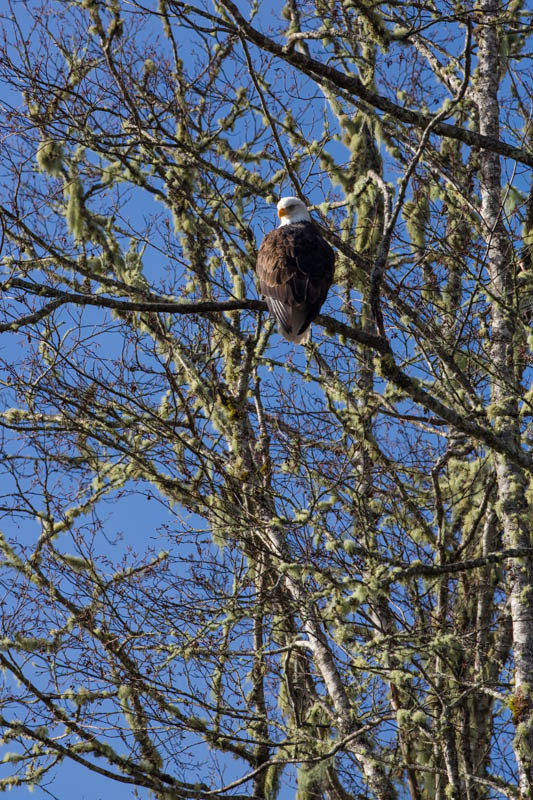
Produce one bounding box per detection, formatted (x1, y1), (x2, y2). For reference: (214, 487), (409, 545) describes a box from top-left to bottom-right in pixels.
(214, 0), (533, 168)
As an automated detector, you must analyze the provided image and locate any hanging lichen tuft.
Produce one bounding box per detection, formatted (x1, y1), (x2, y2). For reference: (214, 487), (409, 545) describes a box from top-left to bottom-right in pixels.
(64, 173), (85, 242)
(296, 758), (332, 800)
(122, 240), (148, 289)
(36, 139), (64, 178)
(264, 761), (284, 800)
(403, 192), (429, 255)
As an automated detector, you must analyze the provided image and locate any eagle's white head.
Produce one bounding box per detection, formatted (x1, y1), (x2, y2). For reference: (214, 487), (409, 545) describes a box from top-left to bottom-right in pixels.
(277, 196), (311, 226)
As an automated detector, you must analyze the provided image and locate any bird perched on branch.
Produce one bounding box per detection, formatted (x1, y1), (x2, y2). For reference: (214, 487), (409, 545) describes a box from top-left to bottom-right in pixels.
(256, 197), (335, 344)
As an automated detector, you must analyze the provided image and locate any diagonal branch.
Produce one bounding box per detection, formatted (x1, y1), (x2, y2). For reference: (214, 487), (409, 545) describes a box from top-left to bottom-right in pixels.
(214, 0), (532, 167)
(3, 279), (532, 475)
(0, 298), (65, 332)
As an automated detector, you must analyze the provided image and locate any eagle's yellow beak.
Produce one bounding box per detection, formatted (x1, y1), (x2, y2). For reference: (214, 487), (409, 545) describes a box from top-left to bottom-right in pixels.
(277, 207), (288, 219)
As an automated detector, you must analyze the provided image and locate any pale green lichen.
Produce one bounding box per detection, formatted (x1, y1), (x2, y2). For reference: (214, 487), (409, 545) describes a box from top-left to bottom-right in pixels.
(36, 140), (64, 177)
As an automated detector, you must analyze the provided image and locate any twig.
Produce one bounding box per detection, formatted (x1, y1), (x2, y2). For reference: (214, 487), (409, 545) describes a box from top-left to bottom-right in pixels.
(369, 19), (473, 337)
(241, 37), (304, 199)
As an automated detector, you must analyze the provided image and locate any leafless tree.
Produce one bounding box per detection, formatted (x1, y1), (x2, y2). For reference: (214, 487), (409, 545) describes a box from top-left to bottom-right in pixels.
(1, 1), (532, 798)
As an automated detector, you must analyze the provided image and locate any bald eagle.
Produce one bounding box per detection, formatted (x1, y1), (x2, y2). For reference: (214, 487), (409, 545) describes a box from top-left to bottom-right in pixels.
(256, 197), (335, 344)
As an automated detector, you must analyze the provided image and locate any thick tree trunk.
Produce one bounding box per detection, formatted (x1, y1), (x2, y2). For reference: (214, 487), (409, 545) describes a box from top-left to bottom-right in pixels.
(475, 4), (533, 795)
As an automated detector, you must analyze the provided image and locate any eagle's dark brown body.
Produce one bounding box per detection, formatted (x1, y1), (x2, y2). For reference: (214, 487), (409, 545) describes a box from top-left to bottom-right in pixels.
(256, 221), (335, 343)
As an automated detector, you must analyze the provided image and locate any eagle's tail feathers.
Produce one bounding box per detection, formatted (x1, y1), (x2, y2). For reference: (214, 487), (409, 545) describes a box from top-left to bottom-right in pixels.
(266, 298), (311, 344)
(284, 324), (311, 345)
